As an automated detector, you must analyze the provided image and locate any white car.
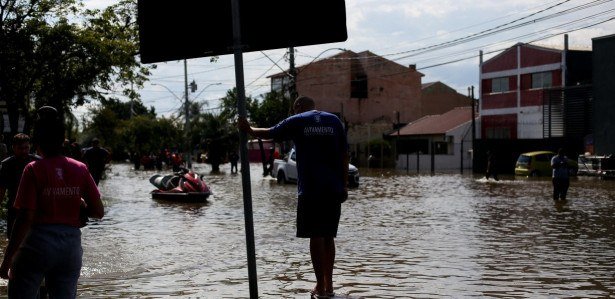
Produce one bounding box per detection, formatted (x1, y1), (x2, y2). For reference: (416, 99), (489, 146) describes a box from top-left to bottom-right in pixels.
(272, 148), (360, 188)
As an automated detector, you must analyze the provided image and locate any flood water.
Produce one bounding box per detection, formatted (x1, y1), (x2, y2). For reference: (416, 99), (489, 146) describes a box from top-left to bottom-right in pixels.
(1, 162), (615, 298)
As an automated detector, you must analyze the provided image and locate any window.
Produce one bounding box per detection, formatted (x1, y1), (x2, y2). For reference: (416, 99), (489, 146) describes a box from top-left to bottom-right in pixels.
(271, 76), (290, 92)
(351, 74), (368, 98)
(491, 77), (509, 93)
(485, 127), (511, 139)
(434, 142), (448, 155)
(535, 154), (551, 162)
(531, 72), (552, 89)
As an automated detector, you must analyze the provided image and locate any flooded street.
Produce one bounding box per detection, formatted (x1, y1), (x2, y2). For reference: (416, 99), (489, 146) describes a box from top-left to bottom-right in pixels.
(2, 162), (615, 298)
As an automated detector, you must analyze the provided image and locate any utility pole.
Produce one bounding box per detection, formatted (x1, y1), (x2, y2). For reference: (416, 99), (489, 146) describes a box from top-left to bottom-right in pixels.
(469, 86), (476, 173)
(184, 59), (191, 169)
(288, 47), (298, 103)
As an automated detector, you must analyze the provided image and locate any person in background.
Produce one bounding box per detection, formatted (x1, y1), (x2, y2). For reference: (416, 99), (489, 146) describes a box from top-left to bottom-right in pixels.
(239, 96), (348, 298)
(0, 134), (7, 161)
(82, 138), (110, 185)
(0, 106), (104, 298)
(485, 150), (499, 181)
(229, 151), (239, 174)
(551, 148), (570, 201)
(0, 134), (40, 239)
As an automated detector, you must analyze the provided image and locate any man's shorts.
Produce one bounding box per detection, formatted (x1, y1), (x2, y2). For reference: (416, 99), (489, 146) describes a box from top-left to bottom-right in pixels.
(296, 194), (342, 238)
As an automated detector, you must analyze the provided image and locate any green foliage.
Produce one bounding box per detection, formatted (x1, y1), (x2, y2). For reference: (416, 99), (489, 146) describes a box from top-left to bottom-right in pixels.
(118, 115), (183, 157)
(82, 98), (181, 160)
(217, 87), (256, 122)
(250, 90), (292, 128)
(0, 0), (153, 135)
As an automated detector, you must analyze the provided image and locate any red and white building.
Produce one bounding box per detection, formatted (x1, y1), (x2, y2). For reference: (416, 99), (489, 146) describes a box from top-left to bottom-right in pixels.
(479, 42), (591, 140)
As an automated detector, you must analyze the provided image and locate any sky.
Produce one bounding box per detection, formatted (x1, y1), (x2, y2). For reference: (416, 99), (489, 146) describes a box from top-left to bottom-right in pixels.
(80, 0), (615, 119)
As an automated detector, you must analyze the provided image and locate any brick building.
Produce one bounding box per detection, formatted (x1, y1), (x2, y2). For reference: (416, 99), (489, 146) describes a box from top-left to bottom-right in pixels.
(270, 50), (470, 167)
(477, 39), (593, 173)
(479, 42), (591, 140)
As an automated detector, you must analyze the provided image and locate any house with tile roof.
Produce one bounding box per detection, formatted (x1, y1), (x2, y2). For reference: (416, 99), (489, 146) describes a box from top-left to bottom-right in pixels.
(389, 106), (478, 172)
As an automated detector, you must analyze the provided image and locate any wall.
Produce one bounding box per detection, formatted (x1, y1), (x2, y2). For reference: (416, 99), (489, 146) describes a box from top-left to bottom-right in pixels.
(421, 82), (471, 116)
(592, 35), (615, 154)
(394, 122), (474, 172)
(517, 106), (543, 139)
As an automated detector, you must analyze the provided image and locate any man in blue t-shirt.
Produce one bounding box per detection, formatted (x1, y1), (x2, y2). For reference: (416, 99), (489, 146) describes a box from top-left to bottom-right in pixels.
(551, 148), (570, 201)
(239, 96), (348, 298)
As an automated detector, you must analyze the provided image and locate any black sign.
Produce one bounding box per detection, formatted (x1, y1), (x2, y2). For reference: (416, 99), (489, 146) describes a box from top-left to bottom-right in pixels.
(138, 0), (348, 63)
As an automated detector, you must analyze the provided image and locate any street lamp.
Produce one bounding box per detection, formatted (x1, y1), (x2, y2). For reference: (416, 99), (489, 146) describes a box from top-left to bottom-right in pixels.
(192, 82), (222, 101)
(151, 82), (183, 103)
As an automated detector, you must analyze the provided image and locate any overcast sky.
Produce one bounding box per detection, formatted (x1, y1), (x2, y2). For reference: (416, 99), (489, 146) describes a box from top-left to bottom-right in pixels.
(81, 0), (615, 119)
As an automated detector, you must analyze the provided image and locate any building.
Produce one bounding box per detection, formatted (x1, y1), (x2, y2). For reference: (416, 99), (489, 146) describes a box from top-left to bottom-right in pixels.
(270, 50), (470, 167)
(477, 38), (593, 172)
(592, 34), (615, 155)
(479, 41), (591, 140)
(389, 107), (477, 172)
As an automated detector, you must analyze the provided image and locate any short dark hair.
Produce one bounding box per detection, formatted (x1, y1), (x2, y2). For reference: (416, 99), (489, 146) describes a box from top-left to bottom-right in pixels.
(294, 96), (315, 112)
(12, 133), (30, 144)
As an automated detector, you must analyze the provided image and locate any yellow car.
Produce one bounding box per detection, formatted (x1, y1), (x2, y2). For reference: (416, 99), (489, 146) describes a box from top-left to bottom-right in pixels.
(515, 151), (578, 177)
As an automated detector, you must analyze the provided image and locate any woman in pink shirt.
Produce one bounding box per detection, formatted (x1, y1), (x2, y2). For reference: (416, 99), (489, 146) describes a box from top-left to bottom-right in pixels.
(0, 106), (104, 298)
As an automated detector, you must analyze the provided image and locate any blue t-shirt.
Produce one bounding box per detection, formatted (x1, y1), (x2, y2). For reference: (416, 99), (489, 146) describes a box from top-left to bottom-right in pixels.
(551, 155), (569, 179)
(269, 110), (347, 196)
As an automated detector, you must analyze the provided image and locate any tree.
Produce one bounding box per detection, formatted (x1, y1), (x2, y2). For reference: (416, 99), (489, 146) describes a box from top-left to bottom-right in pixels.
(0, 0), (152, 135)
(249, 90), (291, 128)
(217, 87), (256, 123)
(82, 97), (176, 161)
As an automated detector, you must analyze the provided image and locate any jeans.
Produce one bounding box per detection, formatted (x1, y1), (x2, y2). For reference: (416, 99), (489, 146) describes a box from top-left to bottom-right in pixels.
(9, 224), (82, 299)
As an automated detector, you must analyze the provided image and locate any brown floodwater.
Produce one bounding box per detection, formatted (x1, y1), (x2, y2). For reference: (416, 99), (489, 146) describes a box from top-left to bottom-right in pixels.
(1, 162), (614, 298)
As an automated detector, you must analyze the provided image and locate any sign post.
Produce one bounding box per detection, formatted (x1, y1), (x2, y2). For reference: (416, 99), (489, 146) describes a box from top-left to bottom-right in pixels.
(230, 0), (258, 296)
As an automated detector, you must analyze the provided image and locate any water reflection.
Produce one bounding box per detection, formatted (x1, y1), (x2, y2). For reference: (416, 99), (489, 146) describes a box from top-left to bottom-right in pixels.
(0, 164), (614, 298)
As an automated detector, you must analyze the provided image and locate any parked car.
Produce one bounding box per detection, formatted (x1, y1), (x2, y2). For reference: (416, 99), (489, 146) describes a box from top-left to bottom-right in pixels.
(515, 151), (578, 177)
(272, 148), (360, 188)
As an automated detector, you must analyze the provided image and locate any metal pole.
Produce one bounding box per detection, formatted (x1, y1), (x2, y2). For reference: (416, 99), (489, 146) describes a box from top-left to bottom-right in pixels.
(184, 59), (191, 169)
(460, 140), (464, 174)
(396, 111), (400, 170)
(231, 0), (258, 297)
(416, 151), (419, 174)
(406, 152), (409, 174)
(470, 86), (476, 173)
(289, 47), (298, 102)
(430, 142), (435, 174)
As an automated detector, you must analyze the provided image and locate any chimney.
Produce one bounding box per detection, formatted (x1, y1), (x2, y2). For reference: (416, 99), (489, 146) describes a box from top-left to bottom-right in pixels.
(409, 64), (416, 70)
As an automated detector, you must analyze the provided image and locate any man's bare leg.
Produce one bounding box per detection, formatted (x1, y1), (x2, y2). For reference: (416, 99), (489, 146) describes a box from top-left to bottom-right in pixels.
(310, 237), (326, 296)
(311, 237), (336, 296)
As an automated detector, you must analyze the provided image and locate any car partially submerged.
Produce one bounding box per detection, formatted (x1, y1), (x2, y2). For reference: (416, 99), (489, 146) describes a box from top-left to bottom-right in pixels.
(515, 151), (578, 177)
(272, 148), (360, 188)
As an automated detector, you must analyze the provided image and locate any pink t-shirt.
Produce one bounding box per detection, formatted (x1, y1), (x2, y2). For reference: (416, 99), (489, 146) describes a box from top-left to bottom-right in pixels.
(14, 156), (101, 228)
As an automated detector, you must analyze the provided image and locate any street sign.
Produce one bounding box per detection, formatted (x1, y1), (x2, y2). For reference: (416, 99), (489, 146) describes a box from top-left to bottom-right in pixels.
(137, 0), (347, 63)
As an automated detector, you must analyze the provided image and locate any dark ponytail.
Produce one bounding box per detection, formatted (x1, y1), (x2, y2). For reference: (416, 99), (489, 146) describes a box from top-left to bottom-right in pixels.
(32, 106), (65, 157)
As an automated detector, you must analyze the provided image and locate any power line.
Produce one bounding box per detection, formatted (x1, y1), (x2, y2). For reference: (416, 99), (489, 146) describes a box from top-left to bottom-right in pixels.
(292, 6), (614, 85)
